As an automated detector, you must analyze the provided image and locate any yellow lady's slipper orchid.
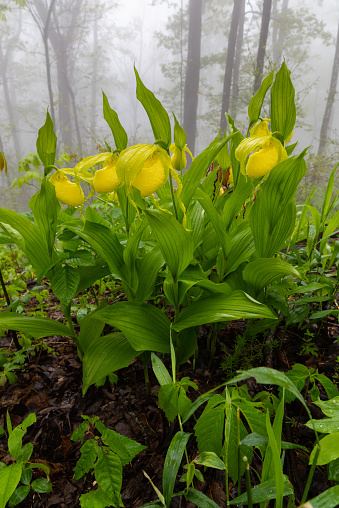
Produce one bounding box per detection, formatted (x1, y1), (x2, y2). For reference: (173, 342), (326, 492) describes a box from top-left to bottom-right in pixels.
(170, 143), (193, 172)
(131, 152), (167, 197)
(116, 144), (171, 197)
(50, 172), (84, 207)
(93, 155), (120, 194)
(246, 138), (287, 177)
(235, 135), (287, 178)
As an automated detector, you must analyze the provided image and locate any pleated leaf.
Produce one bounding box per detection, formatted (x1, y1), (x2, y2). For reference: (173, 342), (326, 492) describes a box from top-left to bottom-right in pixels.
(103, 91), (128, 150)
(0, 208), (54, 279)
(50, 264), (80, 308)
(135, 67), (171, 148)
(181, 135), (233, 214)
(82, 332), (138, 394)
(249, 151), (307, 257)
(36, 110), (57, 168)
(0, 312), (76, 340)
(248, 70), (274, 125)
(243, 258), (300, 297)
(68, 220), (125, 280)
(271, 61), (296, 141)
(144, 209), (194, 279)
(28, 179), (59, 257)
(92, 302), (171, 352)
(173, 291), (276, 332)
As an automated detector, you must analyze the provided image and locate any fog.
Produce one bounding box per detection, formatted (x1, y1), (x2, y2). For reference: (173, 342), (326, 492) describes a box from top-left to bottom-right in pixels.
(0, 0), (338, 210)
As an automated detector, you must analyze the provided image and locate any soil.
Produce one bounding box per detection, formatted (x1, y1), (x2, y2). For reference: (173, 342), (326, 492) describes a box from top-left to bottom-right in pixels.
(1, 285), (339, 508)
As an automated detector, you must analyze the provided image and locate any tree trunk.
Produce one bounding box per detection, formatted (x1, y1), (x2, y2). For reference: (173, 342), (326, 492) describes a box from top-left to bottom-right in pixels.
(230, 0), (246, 120)
(253, 0), (272, 94)
(272, 0), (289, 64)
(318, 18), (339, 157)
(0, 19), (22, 159)
(183, 0), (202, 158)
(220, 0), (243, 131)
(90, 14), (98, 151)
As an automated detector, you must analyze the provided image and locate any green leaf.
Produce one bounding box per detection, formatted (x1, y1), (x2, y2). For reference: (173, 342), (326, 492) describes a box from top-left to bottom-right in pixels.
(309, 433), (339, 465)
(151, 353), (172, 386)
(8, 485), (30, 507)
(306, 417), (339, 434)
(134, 67), (171, 148)
(0, 207), (55, 279)
(73, 439), (98, 481)
(82, 332), (137, 394)
(185, 488), (220, 508)
(92, 302), (170, 353)
(50, 264), (80, 308)
(193, 452), (225, 470)
(173, 291), (276, 332)
(243, 258), (299, 298)
(271, 61), (296, 141)
(17, 442), (33, 463)
(28, 178), (59, 257)
(101, 429), (146, 466)
(229, 475), (293, 505)
(194, 395), (225, 457)
(300, 485), (339, 508)
(313, 396), (339, 417)
(0, 313), (76, 340)
(78, 301), (107, 354)
(248, 70), (274, 125)
(158, 383), (192, 423)
(144, 209), (194, 280)
(94, 447), (122, 499)
(225, 367), (313, 425)
(67, 220), (125, 281)
(102, 92), (128, 150)
(0, 464), (22, 508)
(321, 163), (339, 222)
(181, 134), (234, 214)
(79, 488), (120, 508)
(20, 466), (33, 485)
(163, 431), (191, 507)
(31, 478), (52, 493)
(249, 151), (307, 257)
(36, 110), (57, 168)
(135, 245), (164, 302)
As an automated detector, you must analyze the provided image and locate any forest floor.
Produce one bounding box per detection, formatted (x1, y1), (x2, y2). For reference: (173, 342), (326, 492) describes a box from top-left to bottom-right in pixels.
(1, 284), (339, 508)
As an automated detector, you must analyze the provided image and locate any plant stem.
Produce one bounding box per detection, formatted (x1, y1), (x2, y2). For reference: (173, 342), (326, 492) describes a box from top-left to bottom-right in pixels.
(169, 172), (178, 221)
(0, 267), (21, 350)
(243, 456), (253, 508)
(300, 444), (320, 505)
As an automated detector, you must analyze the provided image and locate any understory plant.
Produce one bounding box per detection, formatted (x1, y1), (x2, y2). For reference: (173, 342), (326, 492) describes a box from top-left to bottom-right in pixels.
(0, 412), (52, 507)
(0, 61), (305, 393)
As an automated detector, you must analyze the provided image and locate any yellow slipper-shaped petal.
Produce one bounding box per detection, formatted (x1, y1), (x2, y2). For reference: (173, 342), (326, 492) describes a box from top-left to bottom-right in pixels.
(50, 172), (84, 207)
(93, 158), (120, 194)
(246, 138), (287, 178)
(131, 152), (167, 197)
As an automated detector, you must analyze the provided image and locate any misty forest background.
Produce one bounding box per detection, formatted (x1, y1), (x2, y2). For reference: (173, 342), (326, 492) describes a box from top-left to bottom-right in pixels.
(1, 0), (339, 212)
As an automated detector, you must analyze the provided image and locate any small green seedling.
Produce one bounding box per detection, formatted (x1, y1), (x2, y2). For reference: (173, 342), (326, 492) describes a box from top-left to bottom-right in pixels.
(71, 415), (146, 508)
(0, 412), (52, 508)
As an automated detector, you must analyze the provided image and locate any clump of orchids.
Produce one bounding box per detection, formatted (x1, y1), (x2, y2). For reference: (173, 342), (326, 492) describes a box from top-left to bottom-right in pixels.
(48, 142), (192, 212)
